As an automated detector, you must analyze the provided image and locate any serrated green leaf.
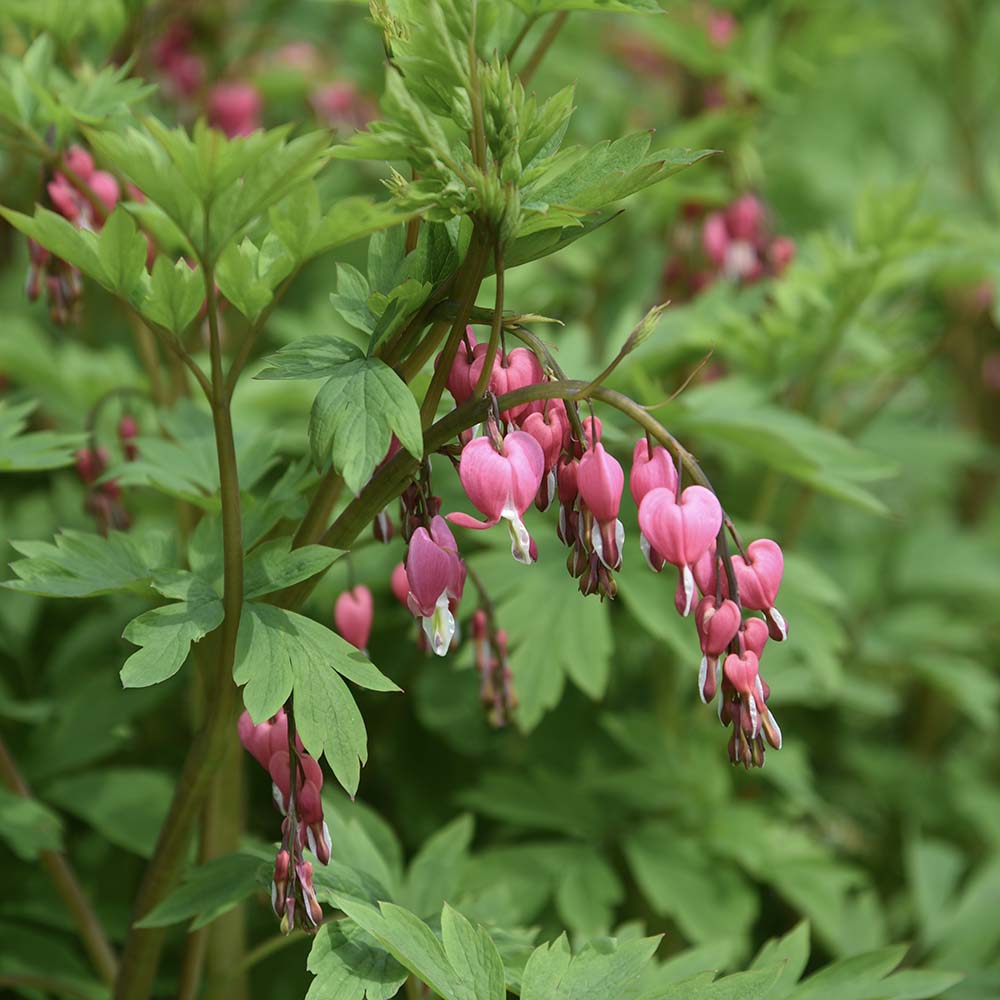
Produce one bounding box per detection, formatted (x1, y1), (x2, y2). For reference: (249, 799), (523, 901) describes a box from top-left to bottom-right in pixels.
(309, 357), (422, 492)
(136, 852), (267, 929)
(96, 205), (148, 301)
(44, 768), (173, 858)
(120, 592), (224, 688)
(141, 256), (204, 334)
(508, 0), (661, 12)
(242, 539), (341, 599)
(331, 263), (374, 333)
(441, 903), (507, 1000)
(216, 237), (273, 319)
(4, 528), (172, 598)
(255, 337), (364, 380)
(0, 787), (63, 860)
(402, 814), (474, 918)
(307, 920), (409, 1000)
(0, 398), (84, 471)
(233, 604), (398, 796)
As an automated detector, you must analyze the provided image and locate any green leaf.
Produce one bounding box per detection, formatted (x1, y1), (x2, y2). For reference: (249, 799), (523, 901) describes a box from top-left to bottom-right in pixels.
(554, 847), (623, 939)
(750, 922), (811, 999)
(0, 787), (62, 860)
(44, 768), (174, 858)
(1, 205), (102, 278)
(332, 896), (458, 1000)
(96, 205), (149, 302)
(120, 590), (224, 688)
(141, 256), (205, 334)
(786, 946), (907, 1000)
(255, 337), (364, 380)
(307, 920), (409, 1000)
(508, 0), (661, 12)
(402, 814), (475, 918)
(469, 539), (613, 731)
(441, 903), (507, 1000)
(521, 934), (662, 1000)
(216, 237), (274, 320)
(330, 263), (374, 333)
(309, 357), (423, 493)
(233, 604), (399, 796)
(623, 821), (758, 945)
(0, 398), (84, 471)
(136, 852), (267, 929)
(4, 528), (172, 598)
(242, 539), (341, 599)
(648, 967), (784, 1000)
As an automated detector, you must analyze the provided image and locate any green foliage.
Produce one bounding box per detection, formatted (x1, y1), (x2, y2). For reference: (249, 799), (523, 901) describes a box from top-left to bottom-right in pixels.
(0, 399), (83, 470)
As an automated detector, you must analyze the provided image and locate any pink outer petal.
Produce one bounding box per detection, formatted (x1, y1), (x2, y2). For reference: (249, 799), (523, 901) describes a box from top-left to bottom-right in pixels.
(732, 538), (784, 610)
(637, 485), (722, 568)
(406, 527), (455, 616)
(447, 511), (500, 531)
(390, 562), (409, 607)
(456, 437), (512, 521)
(334, 585), (373, 651)
(578, 442), (624, 523)
(742, 617), (769, 658)
(629, 439), (678, 506)
(723, 650), (760, 695)
(503, 431), (545, 511)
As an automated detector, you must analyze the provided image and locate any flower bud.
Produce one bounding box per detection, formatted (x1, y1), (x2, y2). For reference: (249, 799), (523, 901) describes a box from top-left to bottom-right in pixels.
(334, 585), (374, 652)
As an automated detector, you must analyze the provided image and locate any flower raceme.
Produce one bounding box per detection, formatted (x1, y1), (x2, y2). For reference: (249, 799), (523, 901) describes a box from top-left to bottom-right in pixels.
(238, 708), (331, 932)
(447, 424), (545, 564)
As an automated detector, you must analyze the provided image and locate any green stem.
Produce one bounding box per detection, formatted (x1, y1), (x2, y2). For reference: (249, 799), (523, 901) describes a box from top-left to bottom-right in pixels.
(292, 470), (344, 549)
(418, 234), (490, 427)
(113, 264), (246, 1000)
(0, 735), (118, 986)
(397, 320), (452, 384)
(519, 11), (568, 84)
(507, 13), (539, 60)
(473, 245), (504, 397)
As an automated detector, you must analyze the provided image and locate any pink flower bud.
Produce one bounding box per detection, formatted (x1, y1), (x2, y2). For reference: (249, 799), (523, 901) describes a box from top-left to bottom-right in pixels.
(732, 539), (786, 640)
(88, 171), (120, 215)
(578, 442), (625, 570)
(725, 194), (764, 242)
(334, 585), (373, 652)
(64, 145), (94, 181)
(271, 849), (290, 916)
(390, 562), (410, 607)
(448, 431), (544, 564)
(208, 82), (262, 137)
(769, 236), (795, 275)
(520, 402), (569, 472)
(119, 415), (139, 461)
(440, 328), (478, 405)
(702, 212), (729, 266)
(706, 9), (737, 48)
(737, 614), (764, 652)
(638, 485), (722, 615)
(74, 446), (108, 485)
(48, 176), (83, 223)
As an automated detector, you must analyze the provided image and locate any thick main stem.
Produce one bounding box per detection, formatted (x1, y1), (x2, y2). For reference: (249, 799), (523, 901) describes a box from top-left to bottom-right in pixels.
(0, 735), (118, 985)
(114, 267), (245, 1000)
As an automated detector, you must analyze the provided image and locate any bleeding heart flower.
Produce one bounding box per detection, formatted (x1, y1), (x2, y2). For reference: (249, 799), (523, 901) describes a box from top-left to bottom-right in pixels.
(89, 171), (120, 214)
(578, 442), (625, 570)
(725, 193), (764, 242)
(630, 439), (677, 571)
(405, 516), (465, 655)
(334, 585), (373, 652)
(440, 327), (479, 405)
(702, 212), (729, 266)
(638, 485), (722, 615)
(695, 596), (741, 703)
(390, 562), (410, 607)
(208, 81), (262, 137)
(448, 429), (544, 563)
(732, 539), (787, 640)
(521, 401), (570, 511)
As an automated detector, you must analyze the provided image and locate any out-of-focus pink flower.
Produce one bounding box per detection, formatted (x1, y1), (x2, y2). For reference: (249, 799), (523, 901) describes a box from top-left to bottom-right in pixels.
(334, 585), (374, 652)
(706, 9), (737, 48)
(208, 82), (262, 137)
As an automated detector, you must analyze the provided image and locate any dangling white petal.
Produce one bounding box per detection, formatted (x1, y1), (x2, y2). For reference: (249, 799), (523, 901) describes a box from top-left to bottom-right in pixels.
(763, 707), (782, 749)
(590, 519), (605, 565)
(754, 674), (767, 709)
(614, 519), (625, 566)
(422, 591), (455, 656)
(306, 826), (318, 857)
(270, 881), (280, 914)
(698, 654), (709, 703)
(504, 507), (534, 564)
(537, 468), (556, 513)
(271, 781), (286, 815)
(320, 821), (332, 861)
(682, 564), (695, 616)
(769, 606), (788, 640)
(747, 692), (760, 737)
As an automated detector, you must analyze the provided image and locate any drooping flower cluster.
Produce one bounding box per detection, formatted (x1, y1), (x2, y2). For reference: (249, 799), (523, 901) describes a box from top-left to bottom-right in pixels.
(238, 708), (329, 932)
(662, 194), (795, 303)
(27, 145), (120, 324)
(74, 414), (140, 535)
(372, 329), (791, 764)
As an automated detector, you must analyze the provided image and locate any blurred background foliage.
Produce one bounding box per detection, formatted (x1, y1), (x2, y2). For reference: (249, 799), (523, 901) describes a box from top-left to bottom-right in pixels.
(1, 0), (999, 998)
